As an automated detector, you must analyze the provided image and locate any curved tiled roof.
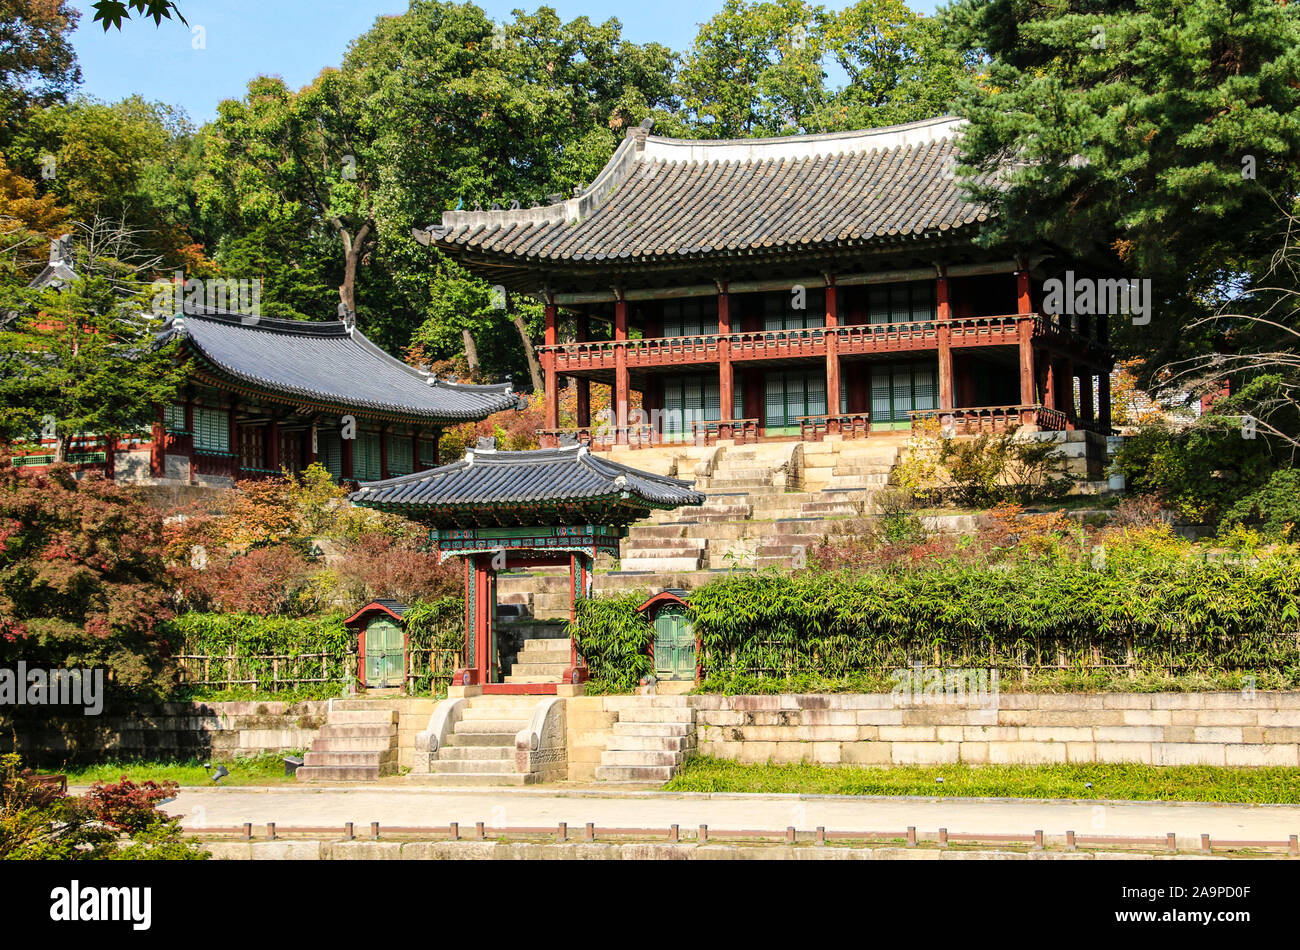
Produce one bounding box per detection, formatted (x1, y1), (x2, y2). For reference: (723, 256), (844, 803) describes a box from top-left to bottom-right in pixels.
(159, 308), (520, 423)
(419, 116), (988, 268)
(350, 444), (706, 525)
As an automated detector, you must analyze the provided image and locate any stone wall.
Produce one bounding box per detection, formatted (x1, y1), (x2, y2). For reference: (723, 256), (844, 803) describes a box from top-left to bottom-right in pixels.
(0, 700), (329, 765)
(692, 693), (1300, 767)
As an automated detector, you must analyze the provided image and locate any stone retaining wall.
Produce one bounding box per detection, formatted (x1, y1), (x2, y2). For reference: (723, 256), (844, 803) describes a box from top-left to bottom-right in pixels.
(0, 700), (329, 765)
(692, 693), (1300, 767)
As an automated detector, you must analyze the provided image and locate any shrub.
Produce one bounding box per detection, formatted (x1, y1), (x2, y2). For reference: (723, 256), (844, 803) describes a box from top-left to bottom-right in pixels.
(895, 420), (1073, 507)
(1220, 468), (1300, 540)
(0, 465), (176, 698)
(568, 592), (654, 693)
(334, 533), (460, 605)
(0, 754), (205, 860)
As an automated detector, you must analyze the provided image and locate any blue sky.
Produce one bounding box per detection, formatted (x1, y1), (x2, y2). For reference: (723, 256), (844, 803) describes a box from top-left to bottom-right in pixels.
(70, 0), (940, 125)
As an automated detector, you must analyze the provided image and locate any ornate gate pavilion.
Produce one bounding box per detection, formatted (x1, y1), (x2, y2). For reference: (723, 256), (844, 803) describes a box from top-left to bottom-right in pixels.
(350, 441), (704, 695)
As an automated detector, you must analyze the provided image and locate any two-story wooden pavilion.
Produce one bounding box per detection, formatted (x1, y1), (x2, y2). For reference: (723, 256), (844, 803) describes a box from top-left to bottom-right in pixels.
(417, 115), (1113, 446)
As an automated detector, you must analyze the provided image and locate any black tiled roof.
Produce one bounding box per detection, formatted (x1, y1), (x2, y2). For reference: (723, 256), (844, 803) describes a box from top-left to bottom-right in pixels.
(159, 308), (520, 423)
(350, 444), (705, 524)
(419, 116), (988, 270)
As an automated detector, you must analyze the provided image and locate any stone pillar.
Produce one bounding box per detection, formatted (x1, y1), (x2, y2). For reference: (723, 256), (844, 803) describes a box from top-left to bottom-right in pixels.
(825, 277), (841, 430)
(1062, 359), (1077, 429)
(543, 303), (559, 446)
(614, 296), (629, 438)
(1099, 369), (1112, 432)
(717, 284), (733, 438)
(936, 270), (953, 411)
(575, 310), (591, 429)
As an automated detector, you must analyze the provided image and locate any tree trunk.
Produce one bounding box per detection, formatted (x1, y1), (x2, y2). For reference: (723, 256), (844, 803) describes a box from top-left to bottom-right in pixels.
(333, 219), (373, 320)
(461, 327), (480, 378)
(512, 311), (544, 393)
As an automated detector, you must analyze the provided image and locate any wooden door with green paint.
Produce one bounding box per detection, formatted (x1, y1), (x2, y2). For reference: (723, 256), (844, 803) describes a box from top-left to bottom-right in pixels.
(653, 605), (696, 681)
(365, 618), (405, 688)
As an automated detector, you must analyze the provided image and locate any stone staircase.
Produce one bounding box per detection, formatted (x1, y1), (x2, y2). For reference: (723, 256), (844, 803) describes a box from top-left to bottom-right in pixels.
(504, 636), (572, 684)
(597, 697), (697, 782)
(296, 707), (399, 782)
(424, 696), (541, 786)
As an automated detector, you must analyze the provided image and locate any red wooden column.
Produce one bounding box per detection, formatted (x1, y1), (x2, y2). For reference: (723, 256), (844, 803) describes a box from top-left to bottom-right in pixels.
(824, 276), (841, 432)
(228, 398), (241, 480)
(575, 311), (591, 429)
(543, 303), (559, 447)
(341, 427), (354, 481)
(1044, 358), (1057, 410)
(1016, 267), (1036, 424)
(717, 282), (734, 439)
(149, 405), (165, 478)
(936, 268), (953, 411)
(613, 295), (630, 439)
(183, 393), (196, 482)
(266, 419), (279, 472)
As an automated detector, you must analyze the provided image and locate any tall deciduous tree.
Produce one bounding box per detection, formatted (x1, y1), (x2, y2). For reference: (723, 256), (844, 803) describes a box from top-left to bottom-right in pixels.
(0, 0), (81, 147)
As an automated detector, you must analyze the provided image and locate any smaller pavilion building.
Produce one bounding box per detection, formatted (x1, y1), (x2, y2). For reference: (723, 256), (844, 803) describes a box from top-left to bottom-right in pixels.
(350, 442), (704, 694)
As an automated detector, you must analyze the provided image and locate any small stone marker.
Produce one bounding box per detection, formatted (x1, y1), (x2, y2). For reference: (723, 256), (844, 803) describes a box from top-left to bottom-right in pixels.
(1166, 832), (1177, 853)
(938, 827), (949, 849)
(699, 824), (709, 845)
(906, 826), (917, 847)
(1032, 830), (1044, 851)
(344, 822), (354, 841)
(449, 822), (459, 840)
(242, 822), (252, 841)
(265, 822), (276, 841)
(557, 822), (567, 842)
(1065, 830), (1076, 851)
(370, 821), (380, 840)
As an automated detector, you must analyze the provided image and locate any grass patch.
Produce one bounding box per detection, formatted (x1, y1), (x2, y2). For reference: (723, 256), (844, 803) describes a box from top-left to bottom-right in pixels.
(664, 756), (1300, 804)
(64, 752), (301, 787)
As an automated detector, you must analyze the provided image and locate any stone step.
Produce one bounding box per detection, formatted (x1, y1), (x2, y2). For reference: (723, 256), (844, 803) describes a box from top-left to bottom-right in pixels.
(621, 708), (695, 723)
(604, 735), (691, 752)
(461, 706), (539, 720)
(507, 660), (569, 676)
(295, 765), (384, 782)
(444, 732), (519, 747)
(502, 674), (568, 684)
(620, 557), (703, 572)
(595, 765), (676, 782)
(436, 746), (514, 761)
(453, 719), (530, 734)
(325, 709), (398, 725)
(602, 750), (684, 767)
(303, 749), (397, 768)
(432, 758), (525, 774)
(318, 723), (396, 739)
(310, 736), (397, 752)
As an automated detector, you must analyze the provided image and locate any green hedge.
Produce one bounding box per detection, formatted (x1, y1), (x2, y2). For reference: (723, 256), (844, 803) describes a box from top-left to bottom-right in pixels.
(569, 592), (654, 693)
(569, 557), (1300, 691)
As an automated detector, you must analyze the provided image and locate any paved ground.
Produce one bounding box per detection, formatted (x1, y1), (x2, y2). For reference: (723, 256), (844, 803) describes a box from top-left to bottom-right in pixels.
(161, 785), (1300, 847)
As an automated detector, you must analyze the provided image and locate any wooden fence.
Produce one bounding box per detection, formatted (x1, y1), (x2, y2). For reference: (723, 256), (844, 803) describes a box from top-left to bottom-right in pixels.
(176, 648), (461, 695)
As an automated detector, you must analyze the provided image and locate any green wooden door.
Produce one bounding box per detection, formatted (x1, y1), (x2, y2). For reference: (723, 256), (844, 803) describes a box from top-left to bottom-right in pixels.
(365, 618), (404, 688)
(653, 606), (696, 681)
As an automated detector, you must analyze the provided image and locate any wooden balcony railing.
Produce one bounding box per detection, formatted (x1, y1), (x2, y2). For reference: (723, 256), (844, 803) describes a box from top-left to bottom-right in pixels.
(691, 418), (760, 445)
(539, 313), (1108, 374)
(797, 413), (872, 440)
